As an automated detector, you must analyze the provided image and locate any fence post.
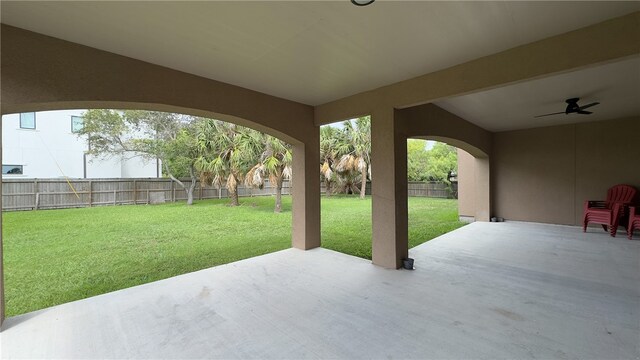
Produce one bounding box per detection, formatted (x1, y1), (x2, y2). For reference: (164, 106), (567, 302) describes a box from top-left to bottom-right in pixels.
(88, 180), (93, 207)
(34, 179), (39, 210)
(133, 180), (137, 205)
(113, 190), (117, 205)
(199, 181), (203, 200)
(171, 181), (175, 202)
(147, 190), (150, 205)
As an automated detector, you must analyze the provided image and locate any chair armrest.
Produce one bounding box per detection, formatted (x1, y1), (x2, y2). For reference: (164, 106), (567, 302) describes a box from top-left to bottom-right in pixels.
(586, 200), (607, 209)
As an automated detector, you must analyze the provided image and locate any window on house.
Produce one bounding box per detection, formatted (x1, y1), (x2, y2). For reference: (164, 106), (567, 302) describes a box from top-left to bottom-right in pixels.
(71, 116), (84, 133)
(2, 165), (24, 175)
(20, 112), (36, 129)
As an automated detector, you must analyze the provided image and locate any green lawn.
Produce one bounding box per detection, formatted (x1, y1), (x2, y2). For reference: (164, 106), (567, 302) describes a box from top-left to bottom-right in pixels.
(321, 196), (464, 259)
(2, 196), (464, 316)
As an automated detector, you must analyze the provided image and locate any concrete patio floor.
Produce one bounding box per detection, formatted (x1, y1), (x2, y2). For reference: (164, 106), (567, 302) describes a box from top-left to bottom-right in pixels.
(1, 222), (639, 359)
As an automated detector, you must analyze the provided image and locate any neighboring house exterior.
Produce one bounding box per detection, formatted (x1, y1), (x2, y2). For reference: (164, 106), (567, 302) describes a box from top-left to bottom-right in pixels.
(2, 109), (160, 179)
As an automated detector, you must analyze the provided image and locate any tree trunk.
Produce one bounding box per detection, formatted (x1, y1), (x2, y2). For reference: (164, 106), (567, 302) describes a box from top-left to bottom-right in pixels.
(165, 162), (195, 206)
(229, 175), (240, 206)
(360, 167), (367, 199)
(274, 176), (283, 213)
(186, 179), (197, 205)
(230, 189), (239, 206)
(186, 165), (198, 205)
(325, 179), (332, 197)
(186, 187), (194, 205)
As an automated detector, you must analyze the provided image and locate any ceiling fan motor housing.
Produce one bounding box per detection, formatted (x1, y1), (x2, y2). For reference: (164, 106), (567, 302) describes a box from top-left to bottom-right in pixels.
(565, 98), (581, 114)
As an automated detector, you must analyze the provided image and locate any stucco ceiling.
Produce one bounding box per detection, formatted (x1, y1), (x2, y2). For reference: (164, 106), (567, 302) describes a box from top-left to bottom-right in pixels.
(435, 57), (640, 132)
(1, 1), (638, 106)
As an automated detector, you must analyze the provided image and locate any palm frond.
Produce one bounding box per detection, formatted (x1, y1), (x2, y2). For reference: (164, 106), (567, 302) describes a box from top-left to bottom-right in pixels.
(282, 165), (292, 180)
(226, 175), (237, 194)
(321, 161), (333, 179)
(245, 163), (265, 189)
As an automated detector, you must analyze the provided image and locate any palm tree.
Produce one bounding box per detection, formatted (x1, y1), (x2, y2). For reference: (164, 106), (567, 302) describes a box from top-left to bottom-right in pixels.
(320, 126), (340, 196)
(195, 119), (261, 206)
(246, 135), (292, 213)
(352, 117), (371, 199)
(335, 117), (371, 199)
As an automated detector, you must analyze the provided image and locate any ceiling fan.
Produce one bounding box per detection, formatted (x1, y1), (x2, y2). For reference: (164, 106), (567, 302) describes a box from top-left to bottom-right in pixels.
(534, 98), (600, 118)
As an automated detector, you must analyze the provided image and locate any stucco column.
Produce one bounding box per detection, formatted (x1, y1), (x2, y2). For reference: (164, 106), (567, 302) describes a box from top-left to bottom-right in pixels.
(291, 129), (321, 250)
(475, 157), (491, 222)
(371, 108), (408, 269)
(0, 117), (4, 327)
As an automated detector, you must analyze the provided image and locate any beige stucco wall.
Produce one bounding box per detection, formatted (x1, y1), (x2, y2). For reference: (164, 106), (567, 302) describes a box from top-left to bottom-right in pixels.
(397, 104), (492, 158)
(492, 116), (640, 225)
(574, 117), (640, 225)
(0, 25), (314, 145)
(457, 149), (476, 219)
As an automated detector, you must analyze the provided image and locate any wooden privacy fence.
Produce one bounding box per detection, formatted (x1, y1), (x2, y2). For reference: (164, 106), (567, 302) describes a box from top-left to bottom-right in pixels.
(319, 181), (455, 199)
(2, 178), (455, 211)
(2, 178), (291, 211)
(408, 181), (457, 199)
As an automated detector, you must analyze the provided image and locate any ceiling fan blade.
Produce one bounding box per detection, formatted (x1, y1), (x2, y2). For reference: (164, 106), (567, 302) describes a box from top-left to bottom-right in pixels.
(534, 111), (565, 118)
(578, 102), (600, 110)
(577, 110), (592, 115)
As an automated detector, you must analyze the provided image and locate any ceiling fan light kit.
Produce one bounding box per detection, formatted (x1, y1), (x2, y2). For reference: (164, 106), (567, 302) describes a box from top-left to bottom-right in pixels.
(351, 0), (375, 6)
(534, 97), (600, 118)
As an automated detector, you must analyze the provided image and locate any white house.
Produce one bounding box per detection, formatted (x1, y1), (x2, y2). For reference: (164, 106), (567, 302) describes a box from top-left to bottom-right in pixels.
(2, 109), (160, 179)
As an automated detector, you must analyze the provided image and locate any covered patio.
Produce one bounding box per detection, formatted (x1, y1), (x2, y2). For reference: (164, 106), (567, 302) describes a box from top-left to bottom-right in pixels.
(1, 2), (640, 357)
(3, 222), (639, 359)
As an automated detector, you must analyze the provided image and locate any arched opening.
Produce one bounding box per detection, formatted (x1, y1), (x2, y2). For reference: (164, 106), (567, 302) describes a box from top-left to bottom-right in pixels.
(398, 103), (493, 225)
(0, 24), (322, 325)
(404, 135), (490, 253)
(410, 136), (490, 223)
(405, 138), (465, 251)
(1, 104), (319, 319)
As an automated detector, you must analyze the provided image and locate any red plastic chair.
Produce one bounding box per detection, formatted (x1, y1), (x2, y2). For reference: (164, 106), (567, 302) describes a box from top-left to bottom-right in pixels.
(628, 206), (640, 240)
(582, 184), (637, 237)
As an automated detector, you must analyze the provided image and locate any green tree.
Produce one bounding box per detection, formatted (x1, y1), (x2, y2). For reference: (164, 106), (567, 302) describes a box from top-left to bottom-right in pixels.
(78, 109), (201, 205)
(406, 140), (457, 183)
(407, 139), (430, 181)
(426, 142), (457, 183)
(195, 120), (262, 206)
(245, 135), (292, 213)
